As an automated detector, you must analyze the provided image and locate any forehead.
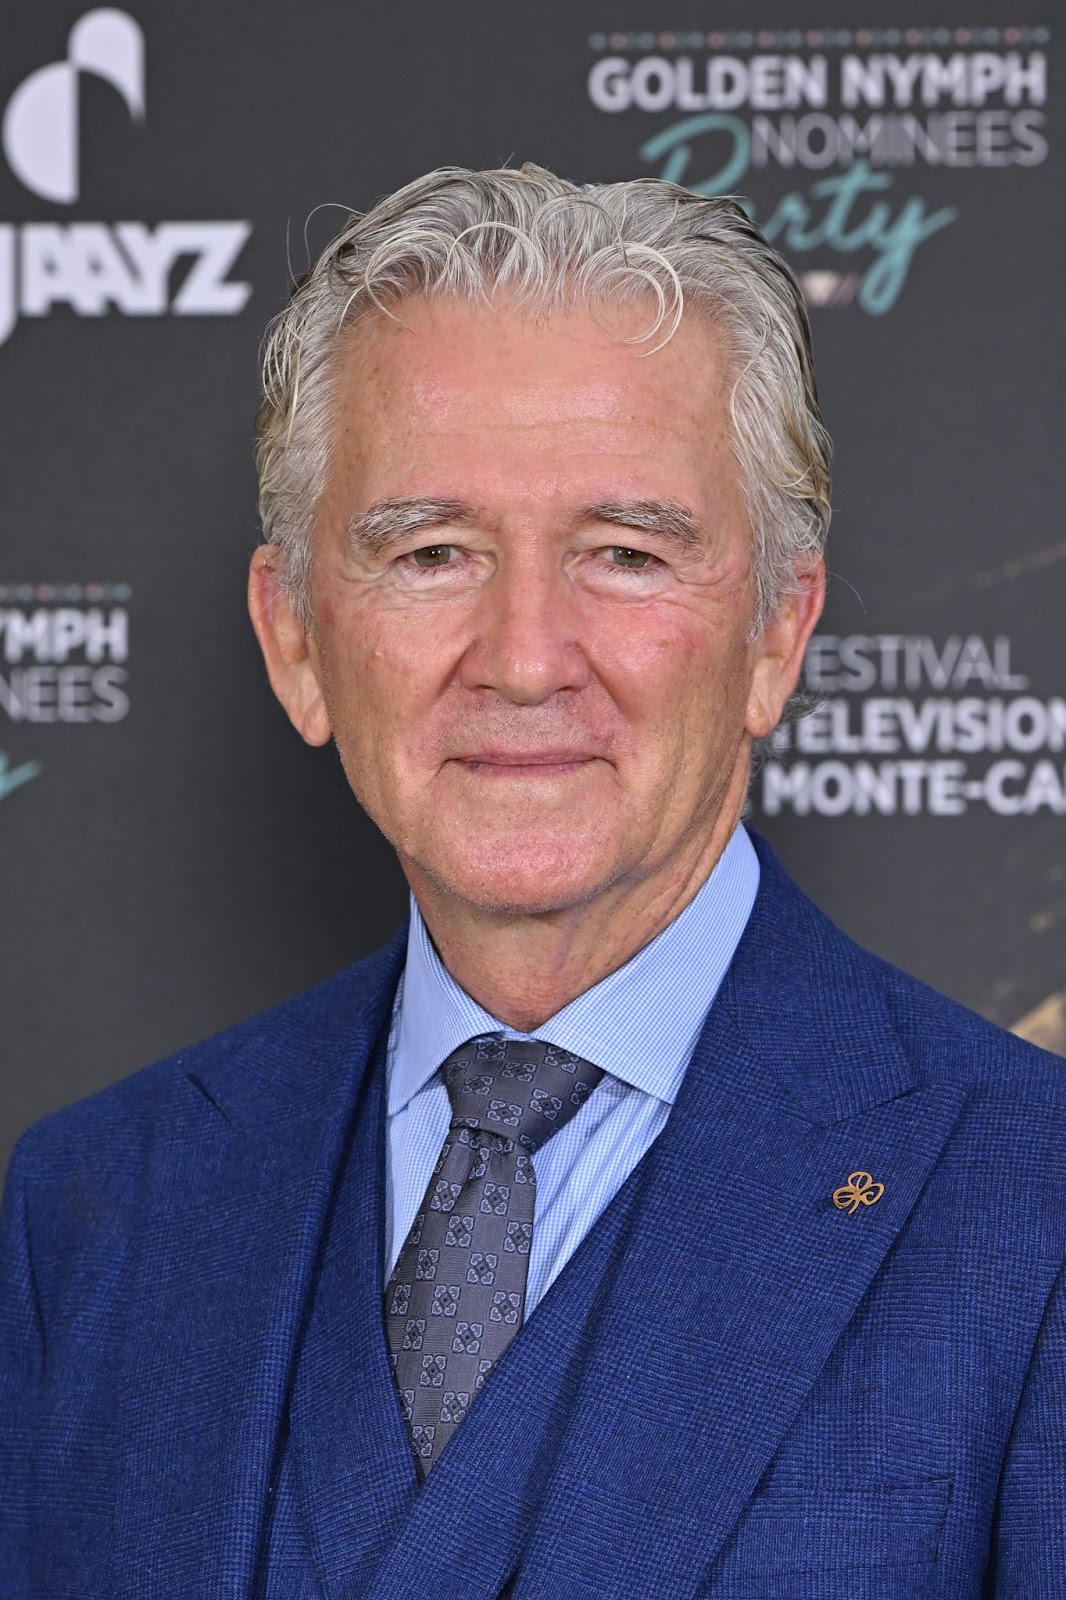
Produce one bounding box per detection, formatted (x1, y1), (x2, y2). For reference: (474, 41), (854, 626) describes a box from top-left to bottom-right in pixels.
(326, 297), (738, 504)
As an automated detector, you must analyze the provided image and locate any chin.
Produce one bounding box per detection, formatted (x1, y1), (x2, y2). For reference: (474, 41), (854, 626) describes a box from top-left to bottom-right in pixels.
(415, 832), (624, 918)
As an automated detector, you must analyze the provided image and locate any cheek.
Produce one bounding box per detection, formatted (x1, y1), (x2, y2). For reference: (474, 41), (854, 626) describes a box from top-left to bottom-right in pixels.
(595, 604), (751, 726)
(320, 603), (458, 759)
(313, 616), (388, 748)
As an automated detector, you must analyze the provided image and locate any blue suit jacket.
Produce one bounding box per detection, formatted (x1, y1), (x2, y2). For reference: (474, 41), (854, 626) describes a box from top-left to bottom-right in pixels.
(3, 836), (1066, 1598)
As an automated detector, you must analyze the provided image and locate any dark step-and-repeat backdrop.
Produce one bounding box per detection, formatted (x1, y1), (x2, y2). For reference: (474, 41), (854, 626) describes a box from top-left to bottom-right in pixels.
(1, 2), (1062, 1168)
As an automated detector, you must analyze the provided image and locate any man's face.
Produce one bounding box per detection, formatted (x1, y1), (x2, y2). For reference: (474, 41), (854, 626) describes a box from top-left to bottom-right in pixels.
(252, 297), (821, 918)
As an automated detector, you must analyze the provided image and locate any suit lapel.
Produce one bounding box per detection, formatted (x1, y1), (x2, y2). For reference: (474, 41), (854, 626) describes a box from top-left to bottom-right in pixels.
(286, 1027), (424, 1597)
(102, 840), (970, 1600)
(508, 849), (969, 1599)
(107, 935), (405, 1600)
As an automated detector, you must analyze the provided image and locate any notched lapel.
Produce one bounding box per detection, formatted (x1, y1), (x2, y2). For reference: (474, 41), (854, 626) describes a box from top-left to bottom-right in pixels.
(286, 1032), (424, 1599)
(106, 940), (404, 1600)
(513, 857), (970, 1600)
(516, 1031), (966, 1599)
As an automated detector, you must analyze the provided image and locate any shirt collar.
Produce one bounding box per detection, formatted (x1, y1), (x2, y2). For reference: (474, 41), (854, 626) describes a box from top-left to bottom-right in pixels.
(388, 823), (760, 1116)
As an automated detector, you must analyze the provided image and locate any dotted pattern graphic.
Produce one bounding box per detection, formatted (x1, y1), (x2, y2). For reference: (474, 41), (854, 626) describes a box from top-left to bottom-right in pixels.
(0, 583), (132, 603)
(588, 27), (1050, 51)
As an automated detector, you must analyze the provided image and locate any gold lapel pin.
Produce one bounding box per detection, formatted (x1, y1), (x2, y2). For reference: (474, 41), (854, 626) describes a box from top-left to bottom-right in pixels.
(833, 1171), (884, 1214)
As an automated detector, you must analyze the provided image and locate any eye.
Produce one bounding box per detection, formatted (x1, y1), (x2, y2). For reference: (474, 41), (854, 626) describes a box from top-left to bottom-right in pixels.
(607, 546), (653, 569)
(409, 545), (454, 568)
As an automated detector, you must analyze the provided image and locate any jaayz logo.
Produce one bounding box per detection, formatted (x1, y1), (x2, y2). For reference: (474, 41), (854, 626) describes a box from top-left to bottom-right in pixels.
(0, 8), (251, 346)
(587, 24), (1050, 313)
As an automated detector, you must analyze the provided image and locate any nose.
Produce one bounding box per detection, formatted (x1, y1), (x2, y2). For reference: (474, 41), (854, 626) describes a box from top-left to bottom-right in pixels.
(458, 546), (590, 705)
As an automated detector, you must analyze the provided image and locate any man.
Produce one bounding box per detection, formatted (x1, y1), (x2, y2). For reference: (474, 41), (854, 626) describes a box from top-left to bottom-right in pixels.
(2, 164), (1065, 1598)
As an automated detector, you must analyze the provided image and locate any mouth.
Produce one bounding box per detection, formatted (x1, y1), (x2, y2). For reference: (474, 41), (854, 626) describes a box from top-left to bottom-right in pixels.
(451, 751), (601, 779)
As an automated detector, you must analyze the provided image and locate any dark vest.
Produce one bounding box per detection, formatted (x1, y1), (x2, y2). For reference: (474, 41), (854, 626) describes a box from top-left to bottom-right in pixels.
(260, 1035), (645, 1600)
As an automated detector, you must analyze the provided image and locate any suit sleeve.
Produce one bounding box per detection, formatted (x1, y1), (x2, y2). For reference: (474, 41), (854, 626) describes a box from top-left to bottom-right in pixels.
(989, 1255), (1066, 1594)
(0, 1134), (44, 1599)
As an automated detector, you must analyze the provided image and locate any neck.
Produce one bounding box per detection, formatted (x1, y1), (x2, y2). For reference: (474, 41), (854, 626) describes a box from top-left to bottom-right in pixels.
(404, 763), (750, 1033)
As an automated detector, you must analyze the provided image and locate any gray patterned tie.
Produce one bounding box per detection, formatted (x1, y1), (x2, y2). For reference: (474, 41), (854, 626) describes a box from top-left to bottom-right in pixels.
(385, 1034), (603, 1476)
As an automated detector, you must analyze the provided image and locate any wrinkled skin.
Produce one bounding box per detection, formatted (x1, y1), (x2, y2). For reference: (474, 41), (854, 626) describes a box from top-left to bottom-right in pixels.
(249, 298), (823, 1026)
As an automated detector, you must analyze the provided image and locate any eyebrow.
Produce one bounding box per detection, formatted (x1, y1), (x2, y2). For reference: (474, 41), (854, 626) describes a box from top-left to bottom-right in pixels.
(578, 499), (703, 552)
(345, 495), (704, 554)
(347, 497), (477, 553)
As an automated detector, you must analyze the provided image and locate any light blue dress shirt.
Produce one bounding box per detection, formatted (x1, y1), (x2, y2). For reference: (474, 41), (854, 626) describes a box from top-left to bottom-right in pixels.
(384, 823), (760, 1312)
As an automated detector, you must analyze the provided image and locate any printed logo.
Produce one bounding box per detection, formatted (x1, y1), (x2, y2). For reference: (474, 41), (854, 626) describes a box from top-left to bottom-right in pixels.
(586, 24), (1050, 313)
(3, 9), (144, 204)
(0, 582), (131, 726)
(760, 632), (1066, 818)
(0, 9), (252, 346)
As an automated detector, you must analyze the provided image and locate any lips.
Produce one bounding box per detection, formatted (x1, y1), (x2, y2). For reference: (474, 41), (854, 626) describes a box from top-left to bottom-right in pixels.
(458, 749), (596, 765)
(451, 749), (600, 775)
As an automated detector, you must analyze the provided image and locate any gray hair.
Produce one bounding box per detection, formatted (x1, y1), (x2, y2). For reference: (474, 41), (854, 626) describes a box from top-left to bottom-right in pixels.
(255, 162), (831, 634)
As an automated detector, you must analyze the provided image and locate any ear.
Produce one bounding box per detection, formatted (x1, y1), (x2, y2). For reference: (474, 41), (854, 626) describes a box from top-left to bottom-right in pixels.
(247, 545), (332, 747)
(745, 557), (826, 739)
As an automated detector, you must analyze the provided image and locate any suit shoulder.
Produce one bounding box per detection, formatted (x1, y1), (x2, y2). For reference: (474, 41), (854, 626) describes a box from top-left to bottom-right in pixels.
(9, 933), (404, 1182)
(808, 920), (1066, 1133)
(749, 834), (1066, 1111)
(869, 949), (1066, 1099)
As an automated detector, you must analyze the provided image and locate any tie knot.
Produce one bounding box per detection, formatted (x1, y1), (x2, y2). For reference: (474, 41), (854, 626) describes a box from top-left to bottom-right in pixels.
(442, 1035), (603, 1155)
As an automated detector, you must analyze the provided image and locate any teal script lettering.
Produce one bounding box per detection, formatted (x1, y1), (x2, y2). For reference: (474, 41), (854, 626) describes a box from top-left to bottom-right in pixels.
(0, 752), (40, 803)
(639, 115), (957, 315)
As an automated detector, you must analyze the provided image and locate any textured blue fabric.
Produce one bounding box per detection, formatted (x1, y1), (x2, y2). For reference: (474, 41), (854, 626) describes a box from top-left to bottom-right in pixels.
(4, 833), (1066, 1598)
(386, 823), (759, 1309)
(264, 1026), (646, 1598)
